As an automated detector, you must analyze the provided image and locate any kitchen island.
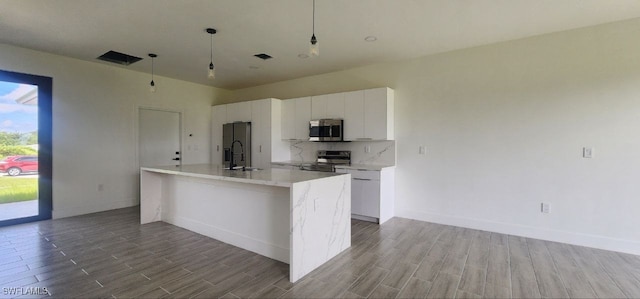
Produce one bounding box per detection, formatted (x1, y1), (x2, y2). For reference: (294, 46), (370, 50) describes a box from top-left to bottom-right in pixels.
(140, 164), (351, 282)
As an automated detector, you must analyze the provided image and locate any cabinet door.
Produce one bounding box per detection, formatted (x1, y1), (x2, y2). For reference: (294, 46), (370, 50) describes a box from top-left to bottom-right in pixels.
(251, 99), (271, 168)
(343, 90), (365, 140)
(226, 101), (252, 122)
(351, 178), (365, 216)
(294, 97), (312, 140)
(211, 105), (227, 165)
(311, 95), (328, 120)
(359, 179), (381, 218)
(281, 100), (295, 140)
(326, 93), (345, 119)
(364, 88), (388, 140)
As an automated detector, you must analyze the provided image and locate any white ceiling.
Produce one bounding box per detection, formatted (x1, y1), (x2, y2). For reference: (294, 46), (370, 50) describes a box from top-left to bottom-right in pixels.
(2, 0), (640, 90)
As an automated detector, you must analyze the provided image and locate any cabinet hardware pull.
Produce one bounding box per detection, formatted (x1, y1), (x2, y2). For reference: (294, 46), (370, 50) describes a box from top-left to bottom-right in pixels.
(353, 178), (371, 181)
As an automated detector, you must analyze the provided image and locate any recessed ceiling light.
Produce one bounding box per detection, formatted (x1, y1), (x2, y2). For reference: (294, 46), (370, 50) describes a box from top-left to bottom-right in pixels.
(249, 65), (260, 69)
(364, 36), (377, 42)
(298, 54), (309, 59)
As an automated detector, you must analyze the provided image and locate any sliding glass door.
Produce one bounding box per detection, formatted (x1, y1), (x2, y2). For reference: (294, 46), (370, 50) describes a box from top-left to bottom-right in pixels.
(0, 70), (52, 226)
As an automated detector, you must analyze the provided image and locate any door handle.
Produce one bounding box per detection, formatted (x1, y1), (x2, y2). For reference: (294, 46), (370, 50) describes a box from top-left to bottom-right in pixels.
(172, 158), (180, 161)
(175, 151), (180, 154)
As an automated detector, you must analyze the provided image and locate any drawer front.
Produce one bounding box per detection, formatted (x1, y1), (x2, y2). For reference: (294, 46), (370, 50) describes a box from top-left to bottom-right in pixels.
(346, 169), (380, 180)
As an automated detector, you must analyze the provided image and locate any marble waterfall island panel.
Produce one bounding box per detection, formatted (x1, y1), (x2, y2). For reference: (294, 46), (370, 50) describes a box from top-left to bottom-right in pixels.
(290, 174), (351, 281)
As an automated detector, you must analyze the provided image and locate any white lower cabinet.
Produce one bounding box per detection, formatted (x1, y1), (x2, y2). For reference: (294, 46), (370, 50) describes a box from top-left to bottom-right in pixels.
(351, 177), (380, 218)
(336, 167), (395, 224)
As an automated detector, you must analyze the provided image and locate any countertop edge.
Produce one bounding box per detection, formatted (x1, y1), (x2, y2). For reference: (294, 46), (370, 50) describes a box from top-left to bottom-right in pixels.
(141, 167), (294, 187)
(141, 165), (350, 187)
(271, 161), (395, 171)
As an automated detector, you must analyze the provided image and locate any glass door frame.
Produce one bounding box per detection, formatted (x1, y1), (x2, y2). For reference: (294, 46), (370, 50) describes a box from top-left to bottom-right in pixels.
(0, 69), (52, 227)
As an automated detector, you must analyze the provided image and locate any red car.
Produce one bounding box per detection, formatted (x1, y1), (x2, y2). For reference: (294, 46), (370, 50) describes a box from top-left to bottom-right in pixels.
(0, 155), (39, 176)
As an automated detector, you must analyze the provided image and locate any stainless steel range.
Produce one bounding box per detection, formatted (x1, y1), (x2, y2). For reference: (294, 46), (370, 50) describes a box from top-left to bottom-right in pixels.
(300, 150), (351, 172)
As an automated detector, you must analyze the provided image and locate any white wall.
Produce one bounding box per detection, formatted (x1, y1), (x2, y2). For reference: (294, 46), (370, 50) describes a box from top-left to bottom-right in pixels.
(0, 43), (229, 218)
(4, 17), (640, 254)
(224, 18), (640, 254)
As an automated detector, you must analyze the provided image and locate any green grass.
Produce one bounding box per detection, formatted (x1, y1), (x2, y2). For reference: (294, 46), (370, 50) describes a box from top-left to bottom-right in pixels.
(0, 176), (38, 204)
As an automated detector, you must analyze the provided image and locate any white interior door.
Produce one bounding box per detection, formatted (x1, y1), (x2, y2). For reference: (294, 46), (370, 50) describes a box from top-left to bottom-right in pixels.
(138, 108), (181, 167)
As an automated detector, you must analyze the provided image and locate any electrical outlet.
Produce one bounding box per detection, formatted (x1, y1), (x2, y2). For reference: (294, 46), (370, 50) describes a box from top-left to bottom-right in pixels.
(364, 145), (371, 153)
(583, 147), (593, 158)
(418, 146), (426, 155)
(98, 184), (104, 192)
(541, 203), (550, 213)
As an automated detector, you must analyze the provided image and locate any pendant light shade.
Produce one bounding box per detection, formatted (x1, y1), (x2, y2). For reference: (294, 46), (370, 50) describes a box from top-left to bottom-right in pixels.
(148, 53), (157, 93)
(309, 0), (319, 56)
(206, 28), (217, 79)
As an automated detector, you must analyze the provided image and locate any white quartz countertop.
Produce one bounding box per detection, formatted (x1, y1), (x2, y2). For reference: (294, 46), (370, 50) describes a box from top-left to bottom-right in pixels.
(141, 164), (348, 188)
(272, 161), (395, 171)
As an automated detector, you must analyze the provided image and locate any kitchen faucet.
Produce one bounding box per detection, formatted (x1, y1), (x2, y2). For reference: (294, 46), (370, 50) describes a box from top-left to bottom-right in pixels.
(229, 139), (244, 169)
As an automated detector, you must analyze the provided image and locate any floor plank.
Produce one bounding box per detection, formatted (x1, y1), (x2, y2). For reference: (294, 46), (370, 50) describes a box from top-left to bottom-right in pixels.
(0, 206), (639, 298)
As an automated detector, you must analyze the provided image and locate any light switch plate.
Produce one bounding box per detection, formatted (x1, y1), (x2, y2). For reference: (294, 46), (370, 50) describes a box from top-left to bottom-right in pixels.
(583, 147), (593, 158)
(541, 203), (550, 213)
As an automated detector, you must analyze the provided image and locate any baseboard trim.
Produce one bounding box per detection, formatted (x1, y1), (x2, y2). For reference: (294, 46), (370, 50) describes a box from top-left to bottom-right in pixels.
(52, 198), (137, 219)
(397, 209), (640, 255)
(164, 215), (290, 264)
(352, 214), (378, 223)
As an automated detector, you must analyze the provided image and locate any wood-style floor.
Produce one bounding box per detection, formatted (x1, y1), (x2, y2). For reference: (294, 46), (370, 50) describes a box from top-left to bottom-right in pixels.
(1, 207), (640, 298)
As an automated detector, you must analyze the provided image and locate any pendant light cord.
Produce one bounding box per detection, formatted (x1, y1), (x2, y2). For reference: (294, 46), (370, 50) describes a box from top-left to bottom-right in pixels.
(312, 0), (315, 34)
(151, 57), (154, 80)
(210, 33), (213, 64)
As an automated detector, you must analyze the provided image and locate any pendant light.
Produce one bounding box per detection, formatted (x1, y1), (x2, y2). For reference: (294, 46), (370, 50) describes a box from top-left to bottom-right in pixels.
(148, 53), (157, 93)
(206, 28), (217, 79)
(309, 0), (319, 57)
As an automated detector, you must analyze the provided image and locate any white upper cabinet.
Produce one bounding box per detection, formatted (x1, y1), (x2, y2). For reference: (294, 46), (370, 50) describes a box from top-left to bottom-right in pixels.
(211, 105), (227, 165)
(226, 101), (251, 122)
(311, 93), (344, 120)
(283, 87), (393, 141)
(311, 95), (328, 120)
(364, 88), (394, 140)
(343, 90), (365, 140)
(344, 88), (394, 141)
(294, 97), (312, 140)
(281, 100), (295, 140)
(281, 97), (311, 141)
(325, 93), (345, 119)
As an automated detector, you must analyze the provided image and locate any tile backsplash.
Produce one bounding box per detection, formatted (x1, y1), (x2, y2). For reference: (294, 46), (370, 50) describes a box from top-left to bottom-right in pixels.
(287, 140), (396, 165)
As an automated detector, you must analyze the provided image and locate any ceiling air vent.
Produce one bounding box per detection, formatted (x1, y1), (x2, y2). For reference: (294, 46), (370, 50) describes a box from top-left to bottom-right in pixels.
(97, 50), (143, 65)
(254, 53), (273, 60)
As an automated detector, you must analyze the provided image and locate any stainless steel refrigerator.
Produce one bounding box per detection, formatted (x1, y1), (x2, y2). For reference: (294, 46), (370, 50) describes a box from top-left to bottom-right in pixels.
(222, 122), (251, 168)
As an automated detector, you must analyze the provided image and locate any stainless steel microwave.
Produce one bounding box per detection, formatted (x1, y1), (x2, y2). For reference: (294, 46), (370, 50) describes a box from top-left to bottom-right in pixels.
(309, 119), (343, 142)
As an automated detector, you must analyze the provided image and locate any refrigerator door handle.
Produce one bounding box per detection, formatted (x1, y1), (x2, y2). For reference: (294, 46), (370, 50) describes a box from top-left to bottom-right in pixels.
(224, 148), (231, 161)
